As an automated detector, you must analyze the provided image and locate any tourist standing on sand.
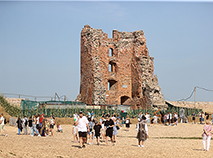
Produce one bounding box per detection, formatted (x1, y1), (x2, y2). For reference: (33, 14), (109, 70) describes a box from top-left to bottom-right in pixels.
(36, 114), (40, 132)
(16, 118), (22, 135)
(164, 114), (167, 125)
(0, 113), (8, 136)
(50, 115), (55, 137)
(32, 115), (40, 137)
(169, 112), (172, 126)
(201, 112), (205, 124)
(173, 112), (178, 126)
(211, 113), (213, 124)
(104, 116), (114, 146)
(137, 115), (148, 147)
(192, 112), (196, 124)
(202, 120), (213, 151)
(101, 111), (105, 118)
(40, 115), (48, 136)
(88, 117), (94, 145)
(22, 116), (28, 135)
(145, 113), (150, 124)
(75, 111), (89, 148)
(199, 112), (202, 124)
(28, 117), (33, 135)
(94, 121), (101, 145)
(113, 118), (119, 144)
(101, 117), (106, 141)
(153, 114), (157, 125)
(125, 115), (130, 131)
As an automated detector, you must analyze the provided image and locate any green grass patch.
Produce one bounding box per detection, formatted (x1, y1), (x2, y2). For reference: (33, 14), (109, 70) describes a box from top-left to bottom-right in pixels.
(153, 137), (208, 140)
(9, 152), (16, 156)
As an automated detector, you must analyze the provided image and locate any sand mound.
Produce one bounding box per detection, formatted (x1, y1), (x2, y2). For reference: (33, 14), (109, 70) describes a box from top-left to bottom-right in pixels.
(0, 105), (11, 123)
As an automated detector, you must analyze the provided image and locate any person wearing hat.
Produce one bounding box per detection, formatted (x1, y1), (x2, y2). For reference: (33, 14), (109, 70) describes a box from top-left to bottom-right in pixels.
(136, 115), (148, 147)
(75, 111), (89, 148)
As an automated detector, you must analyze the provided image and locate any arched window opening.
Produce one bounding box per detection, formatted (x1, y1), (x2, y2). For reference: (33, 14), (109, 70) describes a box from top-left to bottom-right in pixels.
(109, 48), (113, 57)
(109, 61), (116, 72)
(107, 80), (117, 91)
(121, 96), (130, 105)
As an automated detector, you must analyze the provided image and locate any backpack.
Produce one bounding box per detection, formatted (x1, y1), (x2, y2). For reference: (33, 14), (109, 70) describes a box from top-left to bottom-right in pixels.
(4, 117), (6, 125)
(24, 119), (28, 126)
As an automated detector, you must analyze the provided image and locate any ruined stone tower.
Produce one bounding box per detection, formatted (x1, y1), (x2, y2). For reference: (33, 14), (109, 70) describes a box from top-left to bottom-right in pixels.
(76, 25), (167, 109)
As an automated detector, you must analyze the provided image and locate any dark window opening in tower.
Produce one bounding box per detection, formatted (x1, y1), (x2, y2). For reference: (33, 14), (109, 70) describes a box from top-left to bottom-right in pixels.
(107, 80), (117, 91)
(121, 96), (130, 105)
(109, 61), (116, 72)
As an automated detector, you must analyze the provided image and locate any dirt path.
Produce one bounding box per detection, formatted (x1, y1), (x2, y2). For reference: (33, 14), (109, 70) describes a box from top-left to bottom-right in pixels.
(0, 123), (212, 158)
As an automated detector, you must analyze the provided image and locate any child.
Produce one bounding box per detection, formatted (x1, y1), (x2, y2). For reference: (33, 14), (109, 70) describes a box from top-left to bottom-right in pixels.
(94, 121), (101, 145)
(72, 123), (78, 142)
(57, 123), (63, 132)
(153, 114), (157, 125)
(125, 115), (130, 131)
(122, 117), (125, 127)
(113, 118), (119, 144)
(202, 120), (213, 151)
(88, 118), (94, 145)
(101, 117), (106, 142)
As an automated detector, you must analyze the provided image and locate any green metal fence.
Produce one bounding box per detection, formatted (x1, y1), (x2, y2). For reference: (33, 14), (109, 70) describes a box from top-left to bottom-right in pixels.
(0, 96), (203, 119)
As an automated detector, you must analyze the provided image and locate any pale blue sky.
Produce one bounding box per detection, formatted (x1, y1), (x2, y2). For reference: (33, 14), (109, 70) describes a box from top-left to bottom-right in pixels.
(0, 1), (213, 101)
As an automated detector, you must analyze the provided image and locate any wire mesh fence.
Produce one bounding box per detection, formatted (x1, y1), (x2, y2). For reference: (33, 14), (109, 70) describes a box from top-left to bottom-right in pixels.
(0, 96), (202, 118)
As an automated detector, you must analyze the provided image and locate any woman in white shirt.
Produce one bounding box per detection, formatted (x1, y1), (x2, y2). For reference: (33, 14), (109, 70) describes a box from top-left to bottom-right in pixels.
(137, 115), (148, 147)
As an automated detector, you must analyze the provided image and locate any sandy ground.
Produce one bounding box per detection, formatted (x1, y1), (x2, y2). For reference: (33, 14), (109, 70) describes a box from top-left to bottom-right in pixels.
(0, 123), (213, 158)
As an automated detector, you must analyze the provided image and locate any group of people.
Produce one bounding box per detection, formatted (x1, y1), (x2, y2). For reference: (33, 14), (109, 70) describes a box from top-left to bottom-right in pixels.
(73, 111), (121, 148)
(198, 112), (213, 124)
(16, 114), (56, 137)
(163, 112), (178, 126)
(2, 109), (213, 152)
(73, 111), (151, 148)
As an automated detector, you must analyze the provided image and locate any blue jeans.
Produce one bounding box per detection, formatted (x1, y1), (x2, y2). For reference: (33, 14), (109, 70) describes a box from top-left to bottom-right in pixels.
(18, 128), (21, 135)
(32, 126), (40, 136)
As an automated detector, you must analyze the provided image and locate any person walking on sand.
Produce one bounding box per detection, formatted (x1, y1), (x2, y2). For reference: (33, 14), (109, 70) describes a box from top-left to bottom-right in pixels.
(137, 115), (148, 147)
(201, 112), (205, 124)
(199, 112), (202, 124)
(75, 111), (89, 148)
(125, 115), (130, 131)
(32, 115), (41, 137)
(16, 118), (22, 135)
(22, 115), (28, 135)
(211, 113), (213, 124)
(88, 117), (94, 145)
(50, 115), (55, 137)
(94, 121), (101, 145)
(169, 112), (172, 126)
(153, 114), (158, 126)
(0, 113), (8, 136)
(113, 118), (119, 144)
(104, 116), (114, 146)
(202, 120), (213, 151)
(72, 122), (78, 142)
(192, 112), (196, 124)
(28, 116), (33, 136)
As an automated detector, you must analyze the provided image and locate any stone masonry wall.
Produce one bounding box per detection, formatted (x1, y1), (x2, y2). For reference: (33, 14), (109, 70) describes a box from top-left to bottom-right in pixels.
(4, 98), (24, 107)
(76, 25), (167, 109)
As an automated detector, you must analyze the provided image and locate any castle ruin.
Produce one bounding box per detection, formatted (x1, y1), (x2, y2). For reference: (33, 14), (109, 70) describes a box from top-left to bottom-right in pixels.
(76, 25), (167, 109)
